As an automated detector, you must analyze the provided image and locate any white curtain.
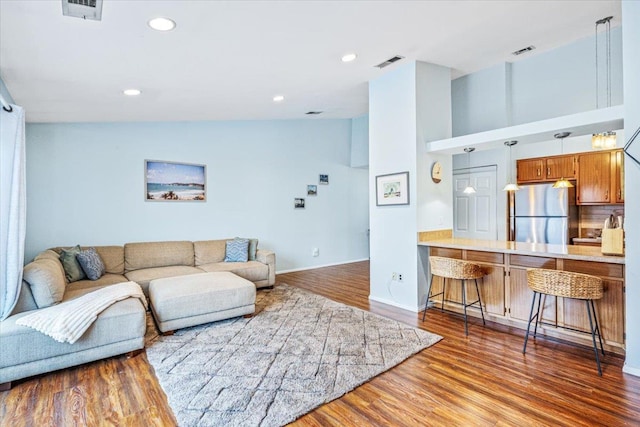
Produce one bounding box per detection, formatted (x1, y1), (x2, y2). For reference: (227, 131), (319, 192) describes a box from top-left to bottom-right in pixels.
(0, 104), (26, 320)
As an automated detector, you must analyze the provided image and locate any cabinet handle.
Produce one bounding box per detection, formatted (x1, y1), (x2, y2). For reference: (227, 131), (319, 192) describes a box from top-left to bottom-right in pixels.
(605, 190), (609, 200)
(537, 168), (540, 176)
(547, 167), (551, 177)
(618, 189), (622, 200)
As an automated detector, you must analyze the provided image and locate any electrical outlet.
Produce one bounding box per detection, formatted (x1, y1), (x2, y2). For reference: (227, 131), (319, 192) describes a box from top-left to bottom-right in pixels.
(398, 274), (403, 281)
(312, 248), (319, 257)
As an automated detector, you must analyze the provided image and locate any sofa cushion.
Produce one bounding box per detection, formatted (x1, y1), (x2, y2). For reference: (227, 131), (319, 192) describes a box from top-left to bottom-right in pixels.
(124, 266), (202, 295)
(65, 274), (128, 294)
(0, 295), (145, 370)
(59, 245), (86, 282)
(125, 241), (194, 272)
(22, 259), (67, 309)
(76, 248), (106, 280)
(225, 238), (249, 262)
(197, 261), (268, 283)
(34, 249), (67, 279)
(194, 240), (227, 265)
(93, 246), (125, 275)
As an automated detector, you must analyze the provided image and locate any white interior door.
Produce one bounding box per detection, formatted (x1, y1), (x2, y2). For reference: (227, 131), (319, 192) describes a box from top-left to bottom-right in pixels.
(453, 166), (497, 240)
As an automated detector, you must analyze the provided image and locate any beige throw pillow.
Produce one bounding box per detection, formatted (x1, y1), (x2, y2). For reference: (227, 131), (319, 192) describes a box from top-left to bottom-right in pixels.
(23, 258), (66, 308)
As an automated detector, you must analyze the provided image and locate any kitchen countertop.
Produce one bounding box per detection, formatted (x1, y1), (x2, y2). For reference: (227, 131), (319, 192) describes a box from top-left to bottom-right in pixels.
(418, 238), (625, 264)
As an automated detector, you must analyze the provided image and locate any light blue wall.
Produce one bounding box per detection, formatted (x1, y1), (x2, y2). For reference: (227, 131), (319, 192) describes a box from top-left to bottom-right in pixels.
(25, 120), (370, 271)
(453, 27), (623, 136)
(452, 63), (510, 137)
(350, 114), (369, 168)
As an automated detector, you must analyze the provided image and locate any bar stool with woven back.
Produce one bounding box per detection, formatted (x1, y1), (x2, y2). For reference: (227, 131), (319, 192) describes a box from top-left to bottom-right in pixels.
(522, 268), (605, 376)
(422, 256), (486, 336)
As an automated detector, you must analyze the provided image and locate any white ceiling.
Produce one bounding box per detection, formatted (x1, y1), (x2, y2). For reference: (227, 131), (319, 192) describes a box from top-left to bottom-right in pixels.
(0, 0), (621, 123)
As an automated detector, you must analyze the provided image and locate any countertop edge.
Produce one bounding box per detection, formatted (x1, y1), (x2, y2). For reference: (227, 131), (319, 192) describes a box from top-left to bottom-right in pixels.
(418, 240), (625, 265)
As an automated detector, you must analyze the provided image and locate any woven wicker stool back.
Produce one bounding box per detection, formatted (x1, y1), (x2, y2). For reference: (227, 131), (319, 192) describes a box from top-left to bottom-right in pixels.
(429, 256), (485, 280)
(527, 268), (603, 300)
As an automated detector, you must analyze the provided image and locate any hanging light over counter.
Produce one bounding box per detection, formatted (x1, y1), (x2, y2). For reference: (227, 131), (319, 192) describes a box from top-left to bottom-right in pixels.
(592, 15), (617, 149)
(502, 140), (520, 192)
(552, 132), (574, 188)
(463, 147), (476, 194)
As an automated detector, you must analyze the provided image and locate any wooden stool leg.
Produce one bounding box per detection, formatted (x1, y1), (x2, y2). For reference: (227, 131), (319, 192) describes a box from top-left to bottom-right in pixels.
(462, 279), (469, 336)
(523, 291), (538, 354)
(586, 300), (603, 376)
(422, 274), (435, 321)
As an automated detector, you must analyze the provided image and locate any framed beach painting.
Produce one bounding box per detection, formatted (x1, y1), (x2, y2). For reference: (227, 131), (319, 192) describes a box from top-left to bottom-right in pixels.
(145, 160), (206, 202)
(376, 171), (409, 206)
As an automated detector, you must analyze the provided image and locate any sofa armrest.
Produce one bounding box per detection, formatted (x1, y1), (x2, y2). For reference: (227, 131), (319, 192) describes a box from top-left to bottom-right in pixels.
(256, 249), (276, 285)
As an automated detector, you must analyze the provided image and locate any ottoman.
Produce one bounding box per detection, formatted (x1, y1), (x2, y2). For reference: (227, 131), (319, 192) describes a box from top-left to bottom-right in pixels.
(149, 272), (256, 334)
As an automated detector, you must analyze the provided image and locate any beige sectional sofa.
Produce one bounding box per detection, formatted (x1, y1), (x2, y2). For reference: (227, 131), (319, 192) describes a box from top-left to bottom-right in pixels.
(0, 239), (275, 387)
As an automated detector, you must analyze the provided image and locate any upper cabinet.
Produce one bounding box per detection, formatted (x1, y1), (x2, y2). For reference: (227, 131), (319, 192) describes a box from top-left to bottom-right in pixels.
(614, 149), (624, 203)
(517, 154), (576, 184)
(576, 149), (624, 205)
(516, 149), (624, 205)
(577, 151), (612, 204)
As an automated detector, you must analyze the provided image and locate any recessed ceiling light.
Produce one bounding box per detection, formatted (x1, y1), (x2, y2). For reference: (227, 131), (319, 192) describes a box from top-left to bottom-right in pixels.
(148, 17), (176, 32)
(273, 95), (285, 102)
(123, 89), (141, 96)
(341, 53), (357, 63)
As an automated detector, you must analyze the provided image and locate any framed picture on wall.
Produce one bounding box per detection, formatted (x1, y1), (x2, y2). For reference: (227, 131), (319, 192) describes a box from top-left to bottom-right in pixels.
(376, 171), (409, 206)
(145, 160), (206, 202)
(307, 185), (317, 196)
(319, 174), (329, 185)
(294, 198), (306, 209)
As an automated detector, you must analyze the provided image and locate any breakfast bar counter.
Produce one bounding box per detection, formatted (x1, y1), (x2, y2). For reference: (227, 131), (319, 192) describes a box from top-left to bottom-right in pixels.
(418, 238), (625, 264)
(418, 238), (625, 354)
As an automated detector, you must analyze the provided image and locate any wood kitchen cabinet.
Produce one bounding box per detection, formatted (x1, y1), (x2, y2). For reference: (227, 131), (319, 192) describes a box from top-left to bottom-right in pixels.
(424, 244), (626, 354)
(517, 158), (544, 182)
(614, 149), (624, 203)
(517, 154), (576, 184)
(559, 259), (625, 346)
(428, 248), (505, 317)
(576, 149), (623, 205)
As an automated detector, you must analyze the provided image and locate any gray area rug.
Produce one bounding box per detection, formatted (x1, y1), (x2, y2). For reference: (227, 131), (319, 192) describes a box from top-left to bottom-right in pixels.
(145, 284), (442, 426)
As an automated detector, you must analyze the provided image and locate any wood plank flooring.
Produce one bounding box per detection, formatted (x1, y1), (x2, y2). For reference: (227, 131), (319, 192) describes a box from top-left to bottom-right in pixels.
(2, 260), (640, 426)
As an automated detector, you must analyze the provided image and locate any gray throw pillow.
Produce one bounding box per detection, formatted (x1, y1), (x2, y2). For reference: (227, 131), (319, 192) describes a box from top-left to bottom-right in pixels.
(76, 247), (106, 280)
(59, 245), (87, 282)
(225, 238), (249, 262)
(237, 237), (258, 261)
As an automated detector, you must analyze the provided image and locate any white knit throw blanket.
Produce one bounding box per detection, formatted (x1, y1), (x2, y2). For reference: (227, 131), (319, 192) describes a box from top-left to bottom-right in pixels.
(16, 281), (147, 344)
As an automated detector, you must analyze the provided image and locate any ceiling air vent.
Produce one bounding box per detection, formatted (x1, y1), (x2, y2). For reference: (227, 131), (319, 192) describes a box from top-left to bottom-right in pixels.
(305, 111), (323, 115)
(512, 45), (536, 56)
(375, 55), (405, 69)
(62, 0), (103, 21)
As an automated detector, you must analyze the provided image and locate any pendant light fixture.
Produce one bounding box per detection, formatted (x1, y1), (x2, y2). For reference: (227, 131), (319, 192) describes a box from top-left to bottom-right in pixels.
(552, 132), (574, 188)
(592, 16), (617, 150)
(463, 147), (476, 194)
(502, 140), (520, 192)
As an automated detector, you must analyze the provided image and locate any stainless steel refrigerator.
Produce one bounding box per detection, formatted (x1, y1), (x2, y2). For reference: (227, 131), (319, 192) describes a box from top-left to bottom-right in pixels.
(509, 183), (578, 245)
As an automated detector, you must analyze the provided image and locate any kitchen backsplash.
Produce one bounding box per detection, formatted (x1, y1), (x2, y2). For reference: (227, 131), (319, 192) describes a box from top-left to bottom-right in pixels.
(580, 205), (625, 238)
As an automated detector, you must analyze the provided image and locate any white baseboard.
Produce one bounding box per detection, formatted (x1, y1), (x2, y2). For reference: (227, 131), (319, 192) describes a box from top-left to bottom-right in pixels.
(368, 295), (420, 313)
(623, 362), (640, 377)
(276, 258), (369, 274)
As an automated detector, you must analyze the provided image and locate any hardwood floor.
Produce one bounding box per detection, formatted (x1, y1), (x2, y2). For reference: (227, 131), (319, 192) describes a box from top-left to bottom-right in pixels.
(2, 260), (639, 426)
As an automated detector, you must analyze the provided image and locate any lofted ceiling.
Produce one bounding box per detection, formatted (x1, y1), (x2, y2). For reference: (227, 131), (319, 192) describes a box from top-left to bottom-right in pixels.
(0, 0), (621, 123)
